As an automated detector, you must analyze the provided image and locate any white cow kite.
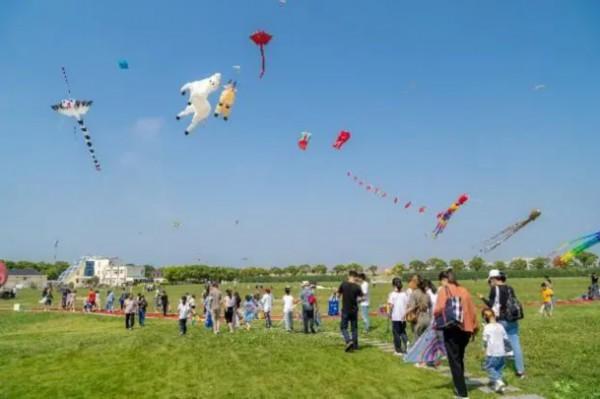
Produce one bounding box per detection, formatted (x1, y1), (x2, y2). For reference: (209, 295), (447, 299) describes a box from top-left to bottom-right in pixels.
(176, 73), (221, 135)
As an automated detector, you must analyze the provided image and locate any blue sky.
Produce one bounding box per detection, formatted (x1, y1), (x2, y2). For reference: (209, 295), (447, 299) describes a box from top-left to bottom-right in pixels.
(0, 0), (599, 267)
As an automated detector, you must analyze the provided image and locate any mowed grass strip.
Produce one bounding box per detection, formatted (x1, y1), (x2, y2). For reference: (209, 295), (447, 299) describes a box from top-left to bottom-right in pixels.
(0, 312), (473, 399)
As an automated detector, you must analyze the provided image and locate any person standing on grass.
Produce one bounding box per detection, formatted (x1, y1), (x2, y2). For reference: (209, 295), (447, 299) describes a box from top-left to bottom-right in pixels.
(540, 283), (554, 317)
(234, 292), (243, 328)
(87, 289), (97, 312)
(477, 270), (526, 378)
(95, 290), (101, 311)
(406, 274), (431, 339)
(358, 273), (370, 333)
(66, 289), (76, 312)
(119, 290), (127, 311)
(482, 308), (509, 394)
(224, 289), (236, 332)
(590, 273), (599, 299)
(106, 290), (115, 313)
(124, 294), (137, 330)
(137, 293), (148, 327)
(178, 296), (191, 336)
(243, 294), (257, 330)
(338, 270), (363, 352)
(209, 282), (223, 334)
(282, 287), (295, 332)
(160, 290), (169, 316)
(387, 277), (409, 355)
(434, 270), (478, 399)
(261, 288), (273, 329)
(300, 281), (316, 334)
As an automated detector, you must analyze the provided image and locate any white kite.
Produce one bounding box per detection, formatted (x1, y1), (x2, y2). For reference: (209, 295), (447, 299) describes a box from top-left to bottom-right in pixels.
(176, 73), (221, 135)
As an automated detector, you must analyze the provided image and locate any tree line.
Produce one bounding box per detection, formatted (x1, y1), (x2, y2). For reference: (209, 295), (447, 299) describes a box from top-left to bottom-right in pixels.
(3, 251), (597, 283)
(160, 252), (599, 283)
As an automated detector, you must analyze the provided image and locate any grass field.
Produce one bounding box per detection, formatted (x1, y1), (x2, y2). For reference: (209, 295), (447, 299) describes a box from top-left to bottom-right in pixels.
(1, 277), (600, 398)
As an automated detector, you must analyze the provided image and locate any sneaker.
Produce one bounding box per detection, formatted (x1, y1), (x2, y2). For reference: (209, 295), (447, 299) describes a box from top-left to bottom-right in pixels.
(393, 351), (404, 357)
(516, 372), (526, 379)
(345, 341), (354, 352)
(494, 380), (506, 393)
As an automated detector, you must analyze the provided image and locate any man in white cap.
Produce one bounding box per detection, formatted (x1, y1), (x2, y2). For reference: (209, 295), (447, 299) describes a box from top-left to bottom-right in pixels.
(478, 269), (526, 379)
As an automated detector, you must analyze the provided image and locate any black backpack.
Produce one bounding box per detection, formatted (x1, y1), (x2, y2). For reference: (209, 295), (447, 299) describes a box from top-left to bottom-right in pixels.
(503, 286), (524, 322)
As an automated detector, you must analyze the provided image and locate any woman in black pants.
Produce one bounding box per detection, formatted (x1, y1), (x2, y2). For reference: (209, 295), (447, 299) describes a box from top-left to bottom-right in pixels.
(434, 270), (478, 399)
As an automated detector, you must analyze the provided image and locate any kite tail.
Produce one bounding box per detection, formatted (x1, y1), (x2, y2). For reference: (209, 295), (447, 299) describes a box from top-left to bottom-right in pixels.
(77, 118), (101, 171)
(259, 45), (266, 79)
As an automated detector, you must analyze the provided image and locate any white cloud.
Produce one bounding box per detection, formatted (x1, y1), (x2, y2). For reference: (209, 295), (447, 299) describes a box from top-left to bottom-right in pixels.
(533, 84), (546, 91)
(132, 117), (165, 140)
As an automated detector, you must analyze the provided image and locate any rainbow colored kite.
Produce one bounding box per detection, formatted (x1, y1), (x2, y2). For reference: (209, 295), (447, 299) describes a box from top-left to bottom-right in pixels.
(552, 230), (600, 267)
(432, 194), (469, 238)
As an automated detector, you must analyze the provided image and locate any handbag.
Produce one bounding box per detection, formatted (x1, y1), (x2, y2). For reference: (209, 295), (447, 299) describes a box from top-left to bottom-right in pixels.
(434, 287), (464, 330)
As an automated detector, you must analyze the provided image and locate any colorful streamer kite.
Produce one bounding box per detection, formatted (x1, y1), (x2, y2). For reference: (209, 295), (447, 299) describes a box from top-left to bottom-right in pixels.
(551, 230), (600, 267)
(346, 171), (426, 213)
(480, 209), (541, 253)
(333, 131), (351, 150)
(250, 30), (272, 78)
(432, 194), (469, 238)
(298, 131), (312, 151)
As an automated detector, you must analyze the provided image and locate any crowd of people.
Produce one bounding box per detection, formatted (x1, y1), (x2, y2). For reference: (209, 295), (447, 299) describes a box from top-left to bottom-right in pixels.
(37, 269), (595, 398)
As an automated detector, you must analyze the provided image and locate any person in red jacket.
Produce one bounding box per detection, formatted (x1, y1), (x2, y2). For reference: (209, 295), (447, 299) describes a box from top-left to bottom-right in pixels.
(434, 270), (478, 399)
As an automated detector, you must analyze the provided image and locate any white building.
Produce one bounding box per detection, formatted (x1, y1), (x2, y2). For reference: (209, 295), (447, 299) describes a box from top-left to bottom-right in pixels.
(58, 256), (145, 287)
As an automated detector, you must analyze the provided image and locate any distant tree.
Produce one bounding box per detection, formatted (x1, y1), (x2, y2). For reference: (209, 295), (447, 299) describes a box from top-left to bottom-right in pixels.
(409, 260), (427, 272)
(530, 257), (549, 270)
(298, 264), (312, 275)
(89, 276), (100, 287)
(391, 263), (405, 276)
(285, 265), (299, 276)
(509, 258), (528, 270)
(312, 264), (328, 275)
(426, 257), (448, 271)
(576, 252), (599, 269)
(347, 263), (363, 272)
(449, 259), (466, 272)
(333, 264), (347, 275)
(368, 265), (378, 276)
(144, 265), (155, 279)
(269, 267), (284, 276)
(468, 256), (486, 272)
(492, 261), (507, 271)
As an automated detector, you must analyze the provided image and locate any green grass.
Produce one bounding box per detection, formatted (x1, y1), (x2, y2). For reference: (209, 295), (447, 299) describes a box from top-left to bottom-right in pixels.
(1, 277), (599, 398)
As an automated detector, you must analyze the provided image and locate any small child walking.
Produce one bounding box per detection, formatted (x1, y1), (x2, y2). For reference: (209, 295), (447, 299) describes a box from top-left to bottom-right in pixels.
(540, 282), (554, 317)
(482, 308), (509, 393)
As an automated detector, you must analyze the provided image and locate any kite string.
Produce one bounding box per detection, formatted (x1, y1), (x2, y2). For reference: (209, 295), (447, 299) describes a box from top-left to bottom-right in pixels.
(61, 66), (72, 97)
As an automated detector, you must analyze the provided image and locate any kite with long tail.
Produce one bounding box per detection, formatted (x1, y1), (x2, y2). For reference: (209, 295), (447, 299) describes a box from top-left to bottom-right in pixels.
(432, 194), (469, 238)
(480, 209), (541, 253)
(51, 68), (101, 171)
(551, 230), (600, 267)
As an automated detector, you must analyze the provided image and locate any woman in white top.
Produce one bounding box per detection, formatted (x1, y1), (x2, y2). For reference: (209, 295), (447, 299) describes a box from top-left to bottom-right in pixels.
(387, 277), (409, 355)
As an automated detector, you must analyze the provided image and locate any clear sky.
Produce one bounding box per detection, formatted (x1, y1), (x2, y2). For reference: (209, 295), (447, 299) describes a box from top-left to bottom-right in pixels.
(0, 0), (599, 268)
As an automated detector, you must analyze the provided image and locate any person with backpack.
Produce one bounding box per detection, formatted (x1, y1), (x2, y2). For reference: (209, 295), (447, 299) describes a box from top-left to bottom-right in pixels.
(434, 270), (478, 399)
(478, 269), (525, 378)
